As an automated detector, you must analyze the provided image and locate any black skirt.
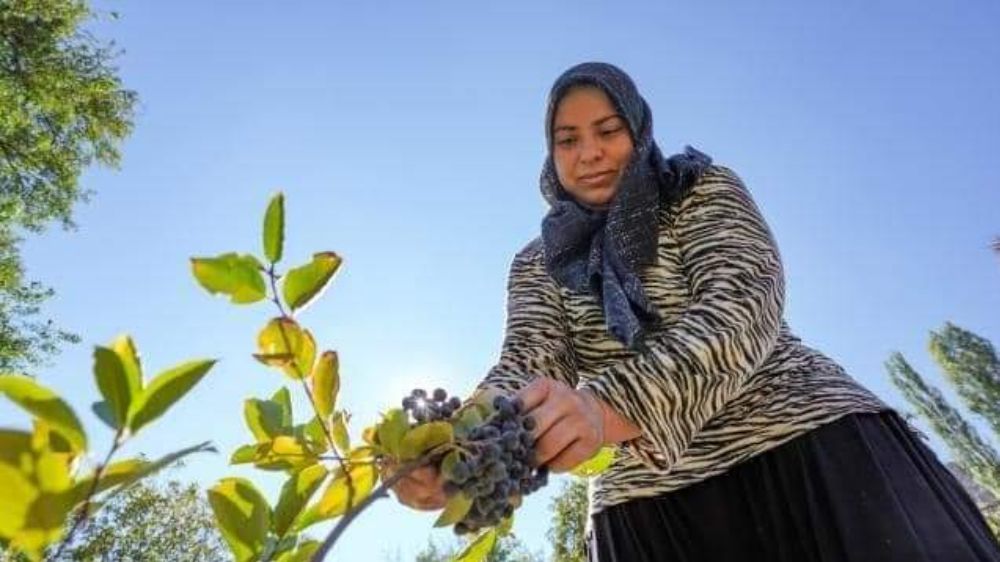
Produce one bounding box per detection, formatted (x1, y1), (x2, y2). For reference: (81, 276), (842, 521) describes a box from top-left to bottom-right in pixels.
(588, 411), (1000, 562)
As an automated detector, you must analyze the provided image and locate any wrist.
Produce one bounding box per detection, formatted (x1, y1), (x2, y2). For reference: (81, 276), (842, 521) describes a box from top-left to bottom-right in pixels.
(580, 388), (642, 445)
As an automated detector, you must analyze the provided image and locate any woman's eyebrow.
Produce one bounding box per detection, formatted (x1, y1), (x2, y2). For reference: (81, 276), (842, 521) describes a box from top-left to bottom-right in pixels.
(553, 114), (623, 134)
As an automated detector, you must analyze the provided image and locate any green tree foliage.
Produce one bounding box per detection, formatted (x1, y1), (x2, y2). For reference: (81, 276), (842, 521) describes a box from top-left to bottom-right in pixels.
(887, 323), (1000, 539)
(930, 323), (1000, 437)
(547, 479), (587, 562)
(53, 479), (226, 561)
(411, 535), (542, 562)
(0, 0), (136, 372)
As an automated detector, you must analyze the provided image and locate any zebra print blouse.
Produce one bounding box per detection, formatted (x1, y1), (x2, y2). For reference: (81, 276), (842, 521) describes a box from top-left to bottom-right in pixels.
(476, 165), (889, 512)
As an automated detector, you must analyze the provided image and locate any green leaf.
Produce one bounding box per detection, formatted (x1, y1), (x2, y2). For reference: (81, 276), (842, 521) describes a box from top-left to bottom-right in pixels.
(0, 429), (32, 466)
(454, 529), (498, 562)
(191, 253), (267, 304)
(263, 192), (285, 264)
(434, 492), (473, 527)
(254, 318), (316, 379)
(300, 416), (329, 453)
(128, 359), (216, 435)
(250, 436), (319, 473)
(399, 421), (453, 461)
(0, 375), (86, 453)
(92, 346), (132, 429)
(311, 351), (339, 418)
(0, 463), (38, 542)
(110, 335), (143, 398)
(453, 403), (487, 439)
(271, 387), (293, 431)
(91, 401), (116, 430)
(315, 460), (376, 517)
(208, 478), (272, 562)
(281, 252), (342, 313)
(244, 397), (286, 442)
(331, 411), (350, 455)
(570, 447), (615, 477)
(230, 444), (258, 465)
(273, 464), (327, 538)
(376, 408), (408, 458)
(74, 442), (217, 504)
(275, 540), (320, 562)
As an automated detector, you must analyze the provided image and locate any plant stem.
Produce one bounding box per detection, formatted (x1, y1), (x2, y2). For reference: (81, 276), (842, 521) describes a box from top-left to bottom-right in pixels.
(47, 429), (124, 561)
(311, 458), (427, 562)
(265, 266), (356, 525)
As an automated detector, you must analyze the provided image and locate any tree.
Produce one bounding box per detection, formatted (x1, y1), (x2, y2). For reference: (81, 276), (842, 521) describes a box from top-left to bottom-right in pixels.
(548, 479), (587, 562)
(410, 535), (542, 562)
(55, 479), (226, 561)
(0, 0), (136, 372)
(0, 479), (226, 562)
(886, 323), (1000, 538)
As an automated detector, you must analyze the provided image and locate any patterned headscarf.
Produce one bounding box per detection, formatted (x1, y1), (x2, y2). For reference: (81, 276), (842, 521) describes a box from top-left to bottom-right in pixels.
(540, 62), (712, 349)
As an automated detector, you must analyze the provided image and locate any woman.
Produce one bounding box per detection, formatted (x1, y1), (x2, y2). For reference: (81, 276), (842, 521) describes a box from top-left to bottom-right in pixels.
(391, 62), (1000, 561)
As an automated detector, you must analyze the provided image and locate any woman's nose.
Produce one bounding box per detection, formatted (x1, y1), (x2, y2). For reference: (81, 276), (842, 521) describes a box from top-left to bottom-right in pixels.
(579, 136), (603, 163)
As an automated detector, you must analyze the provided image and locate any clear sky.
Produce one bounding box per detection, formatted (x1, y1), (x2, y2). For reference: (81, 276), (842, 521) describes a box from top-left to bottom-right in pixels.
(4, 0), (999, 560)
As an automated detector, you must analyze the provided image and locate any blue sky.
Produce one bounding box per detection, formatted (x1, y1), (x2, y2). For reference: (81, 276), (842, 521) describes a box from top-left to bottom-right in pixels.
(3, 0), (999, 559)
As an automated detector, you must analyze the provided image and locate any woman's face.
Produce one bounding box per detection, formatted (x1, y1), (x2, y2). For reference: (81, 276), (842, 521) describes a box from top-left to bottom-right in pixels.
(551, 86), (634, 208)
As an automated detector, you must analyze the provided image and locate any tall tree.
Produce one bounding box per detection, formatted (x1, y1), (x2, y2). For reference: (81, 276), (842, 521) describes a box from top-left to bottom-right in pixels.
(409, 535), (542, 562)
(929, 323), (1000, 437)
(0, 479), (226, 562)
(886, 350), (1000, 503)
(0, 0), (136, 372)
(548, 479), (587, 562)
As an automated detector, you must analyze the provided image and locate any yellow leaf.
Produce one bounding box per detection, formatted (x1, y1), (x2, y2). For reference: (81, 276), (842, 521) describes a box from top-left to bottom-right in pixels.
(311, 351), (339, 418)
(255, 318), (316, 379)
(399, 422), (453, 461)
(316, 461), (376, 517)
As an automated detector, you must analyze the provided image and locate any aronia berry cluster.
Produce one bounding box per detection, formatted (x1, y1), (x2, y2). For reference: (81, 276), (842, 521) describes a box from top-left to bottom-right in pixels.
(401, 389), (550, 535)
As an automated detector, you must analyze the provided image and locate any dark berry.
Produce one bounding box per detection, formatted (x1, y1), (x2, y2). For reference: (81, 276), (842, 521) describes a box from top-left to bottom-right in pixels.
(433, 388), (448, 401)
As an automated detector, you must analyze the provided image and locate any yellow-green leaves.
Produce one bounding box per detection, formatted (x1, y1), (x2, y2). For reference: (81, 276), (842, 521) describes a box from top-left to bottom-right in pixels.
(273, 464), (327, 538)
(570, 447), (615, 477)
(311, 351), (339, 417)
(434, 492), (473, 528)
(263, 193), (285, 264)
(377, 408), (409, 458)
(255, 318), (316, 379)
(208, 478), (272, 562)
(282, 252), (342, 313)
(0, 375), (86, 453)
(330, 411), (351, 455)
(92, 347), (133, 430)
(454, 529), (498, 562)
(399, 421), (453, 461)
(244, 389), (292, 443)
(191, 253), (267, 304)
(128, 359), (217, 435)
(315, 459), (376, 518)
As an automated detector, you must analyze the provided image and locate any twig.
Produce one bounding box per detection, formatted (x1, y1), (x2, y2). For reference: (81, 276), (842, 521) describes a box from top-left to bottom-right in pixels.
(311, 458), (428, 562)
(47, 429), (124, 561)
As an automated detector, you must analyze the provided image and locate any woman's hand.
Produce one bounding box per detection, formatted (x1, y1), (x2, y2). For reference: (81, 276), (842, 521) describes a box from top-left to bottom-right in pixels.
(381, 461), (448, 511)
(516, 378), (607, 472)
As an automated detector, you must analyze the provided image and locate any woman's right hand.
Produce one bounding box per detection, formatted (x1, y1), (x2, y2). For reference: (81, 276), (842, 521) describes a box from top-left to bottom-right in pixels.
(383, 462), (448, 511)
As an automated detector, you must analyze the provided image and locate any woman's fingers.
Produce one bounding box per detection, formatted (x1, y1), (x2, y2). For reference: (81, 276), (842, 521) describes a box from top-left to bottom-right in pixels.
(389, 465), (447, 511)
(548, 439), (596, 473)
(535, 423), (579, 466)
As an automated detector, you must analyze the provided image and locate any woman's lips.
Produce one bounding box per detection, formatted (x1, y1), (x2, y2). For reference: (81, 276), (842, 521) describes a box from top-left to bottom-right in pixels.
(578, 171), (616, 186)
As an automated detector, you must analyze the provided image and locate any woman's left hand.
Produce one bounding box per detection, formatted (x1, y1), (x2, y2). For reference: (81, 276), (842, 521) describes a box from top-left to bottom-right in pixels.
(516, 378), (606, 472)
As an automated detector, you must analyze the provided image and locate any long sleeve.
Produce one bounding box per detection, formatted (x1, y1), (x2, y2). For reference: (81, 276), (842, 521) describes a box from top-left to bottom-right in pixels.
(476, 240), (579, 396)
(579, 166), (786, 471)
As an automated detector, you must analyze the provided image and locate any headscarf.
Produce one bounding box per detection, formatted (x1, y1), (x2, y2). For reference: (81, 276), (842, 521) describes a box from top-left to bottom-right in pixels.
(540, 62), (712, 349)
